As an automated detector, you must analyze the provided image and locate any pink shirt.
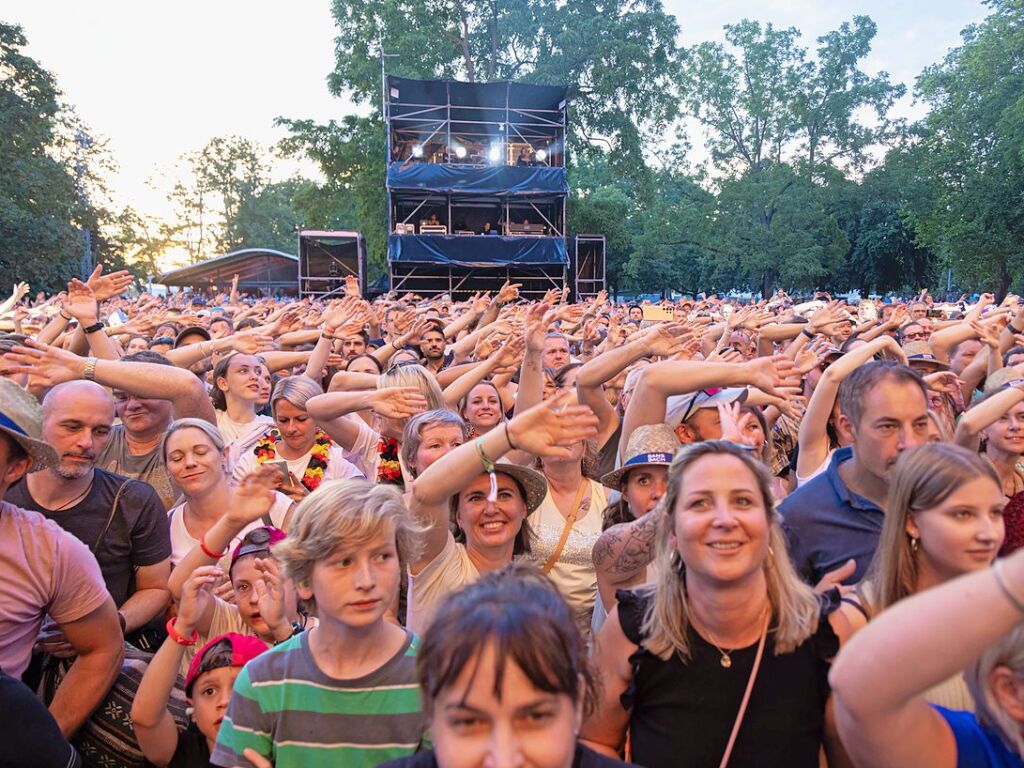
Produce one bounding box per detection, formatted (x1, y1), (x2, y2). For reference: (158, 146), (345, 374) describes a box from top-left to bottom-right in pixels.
(0, 502), (109, 678)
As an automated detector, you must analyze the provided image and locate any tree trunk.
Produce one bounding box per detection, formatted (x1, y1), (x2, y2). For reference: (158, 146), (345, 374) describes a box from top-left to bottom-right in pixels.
(761, 267), (778, 299)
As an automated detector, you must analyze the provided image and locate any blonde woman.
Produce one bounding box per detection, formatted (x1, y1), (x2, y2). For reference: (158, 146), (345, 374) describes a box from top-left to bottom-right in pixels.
(836, 443), (1004, 711)
(162, 418), (293, 565)
(831, 546), (1024, 768)
(306, 363), (442, 484)
(233, 376), (364, 503)
(583, 441), (848, 768)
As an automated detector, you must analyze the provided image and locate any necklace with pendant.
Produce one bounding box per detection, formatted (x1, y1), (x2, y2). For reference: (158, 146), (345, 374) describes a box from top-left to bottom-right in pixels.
(699, 605), (770, 669)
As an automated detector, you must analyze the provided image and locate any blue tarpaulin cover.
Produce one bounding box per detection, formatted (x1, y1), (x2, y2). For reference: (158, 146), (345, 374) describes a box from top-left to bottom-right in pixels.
(387, 163), (568, 195)
(388, 234), (567, 265)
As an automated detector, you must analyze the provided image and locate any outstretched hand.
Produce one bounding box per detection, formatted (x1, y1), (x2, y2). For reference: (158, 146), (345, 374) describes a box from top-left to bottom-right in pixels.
(506, 390), (600, 459)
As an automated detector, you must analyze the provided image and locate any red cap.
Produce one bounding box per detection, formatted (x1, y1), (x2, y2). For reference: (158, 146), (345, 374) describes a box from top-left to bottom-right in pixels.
(184, 632), (268, 696)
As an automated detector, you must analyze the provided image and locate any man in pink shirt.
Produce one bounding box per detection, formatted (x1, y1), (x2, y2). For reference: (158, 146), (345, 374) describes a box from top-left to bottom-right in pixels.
(0, 379), (123, 738)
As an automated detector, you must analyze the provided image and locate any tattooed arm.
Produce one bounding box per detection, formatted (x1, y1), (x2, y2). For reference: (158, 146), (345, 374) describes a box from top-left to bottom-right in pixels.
(592, 511), (660, 611)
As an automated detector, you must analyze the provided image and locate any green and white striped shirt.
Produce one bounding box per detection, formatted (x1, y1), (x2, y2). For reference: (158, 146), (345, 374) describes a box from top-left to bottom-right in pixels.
(212, 629), (426, 768)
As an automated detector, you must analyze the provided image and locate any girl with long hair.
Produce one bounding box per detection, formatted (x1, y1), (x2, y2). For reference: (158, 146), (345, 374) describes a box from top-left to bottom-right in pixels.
(837, 443), (1005, 710)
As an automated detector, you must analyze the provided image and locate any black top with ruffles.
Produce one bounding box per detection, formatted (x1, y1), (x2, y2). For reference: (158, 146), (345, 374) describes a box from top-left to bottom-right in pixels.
(616, 589), (838, 768)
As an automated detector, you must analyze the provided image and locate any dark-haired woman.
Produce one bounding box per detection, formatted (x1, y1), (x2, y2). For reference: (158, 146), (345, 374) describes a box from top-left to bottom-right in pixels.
(406, 393), (599, 635)
(379, 564), (633, 768)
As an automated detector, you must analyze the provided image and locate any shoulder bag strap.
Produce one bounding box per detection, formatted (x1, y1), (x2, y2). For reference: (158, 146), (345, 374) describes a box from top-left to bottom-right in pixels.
(92, 480), (131, 554)
(718, 609), (771, 768)
(541, 479), (589, 574)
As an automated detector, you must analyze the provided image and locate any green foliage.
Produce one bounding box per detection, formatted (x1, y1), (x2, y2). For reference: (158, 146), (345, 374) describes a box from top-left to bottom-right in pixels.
(158, 136), (307, 262)
(0, 23), (91, 292)
(910, 0), (1024, 297)
(277, 116), (387, 275)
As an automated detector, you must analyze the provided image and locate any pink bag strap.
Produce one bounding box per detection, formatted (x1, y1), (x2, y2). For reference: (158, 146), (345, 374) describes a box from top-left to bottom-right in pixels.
(718, 609), (771, 768)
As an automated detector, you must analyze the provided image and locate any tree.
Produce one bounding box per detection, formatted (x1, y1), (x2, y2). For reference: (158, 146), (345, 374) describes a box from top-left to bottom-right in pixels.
(680, 16), (903, 176)
(673, 16), (901, 293)
(910, 0), (1024, 297)
(0, 23), (91, 292)
(158, 136), (307, 262)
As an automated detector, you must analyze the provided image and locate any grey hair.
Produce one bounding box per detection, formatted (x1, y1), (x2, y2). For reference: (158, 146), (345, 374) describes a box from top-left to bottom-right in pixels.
(270, 375), (323, 417)
(966, 624), (1024, 756)
(400, 409), (468, 479)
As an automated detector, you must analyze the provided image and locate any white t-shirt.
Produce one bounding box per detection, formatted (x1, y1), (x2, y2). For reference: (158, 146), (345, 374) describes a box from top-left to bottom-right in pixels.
(796, 448), (836, 487)
(232, 428), (365, 486)
(216, 410), (274, 445)
(167, 492), (294, 566)
(526, 479), (608, 633)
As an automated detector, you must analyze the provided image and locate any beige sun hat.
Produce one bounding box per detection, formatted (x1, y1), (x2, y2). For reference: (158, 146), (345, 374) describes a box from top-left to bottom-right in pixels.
(0, 379), (59, 472)
(601, 423), (678, 490)
(493, 461), (549, 514)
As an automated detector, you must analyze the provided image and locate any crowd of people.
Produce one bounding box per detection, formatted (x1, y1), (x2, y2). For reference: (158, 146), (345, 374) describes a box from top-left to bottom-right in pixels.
(3, 268), (1024, 768)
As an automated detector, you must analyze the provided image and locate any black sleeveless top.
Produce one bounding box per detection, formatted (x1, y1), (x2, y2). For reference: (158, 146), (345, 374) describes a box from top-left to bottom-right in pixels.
(617, 589), (838, 768)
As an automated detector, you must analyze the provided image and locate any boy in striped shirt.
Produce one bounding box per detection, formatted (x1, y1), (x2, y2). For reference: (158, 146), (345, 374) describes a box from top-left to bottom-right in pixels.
(211, 479), (428, 768)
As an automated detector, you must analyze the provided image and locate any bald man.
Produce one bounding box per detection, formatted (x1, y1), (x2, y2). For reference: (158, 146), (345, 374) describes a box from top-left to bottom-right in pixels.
(4, 380), (172, 648)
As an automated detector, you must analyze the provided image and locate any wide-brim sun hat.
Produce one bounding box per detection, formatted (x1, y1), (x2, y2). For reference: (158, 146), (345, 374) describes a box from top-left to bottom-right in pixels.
(903, 341), (950, 372)
(0, 379), (59, 472)
(601, 423), (678, 490)
(492, 461), (548, 514)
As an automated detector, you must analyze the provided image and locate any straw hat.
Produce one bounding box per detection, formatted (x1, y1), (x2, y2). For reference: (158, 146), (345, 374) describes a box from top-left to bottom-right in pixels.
(493, 461), (548, 514)
(985, 367), (1024, 394)
(0, 379), (59, 472)
(903, 341), (950, 372)
(601, 424), (678, 490)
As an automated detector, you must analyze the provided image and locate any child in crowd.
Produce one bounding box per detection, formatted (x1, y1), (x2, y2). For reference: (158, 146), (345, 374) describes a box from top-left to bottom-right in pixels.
(132, 560), (267, 767)
(211, 478), (429, 768)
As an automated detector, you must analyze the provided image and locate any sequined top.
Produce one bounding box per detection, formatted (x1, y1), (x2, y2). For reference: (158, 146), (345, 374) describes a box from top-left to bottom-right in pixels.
(526, 479), (608, 634)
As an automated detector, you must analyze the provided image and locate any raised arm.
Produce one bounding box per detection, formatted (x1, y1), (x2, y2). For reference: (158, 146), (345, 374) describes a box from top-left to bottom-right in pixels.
(408, 392), (599, 571)
(513, 303), (554, 418)
(797, 336), (904, 479)
(620, 355), (800, 458)
(132, 568), (221, 767)
(442, 336), (523, 409)
(830, 550), (1024, 768)
(954, 380), (1024, 451)
(307, 387), (428, 450)
(63, 280), (120, 361)
(4, 340), (217, 423)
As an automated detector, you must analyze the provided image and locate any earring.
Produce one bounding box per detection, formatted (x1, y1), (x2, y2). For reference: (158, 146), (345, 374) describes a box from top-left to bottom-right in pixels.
(670, 550), (685, 575)
(910, 536), (920, 553)
(185, 706), (195, 719)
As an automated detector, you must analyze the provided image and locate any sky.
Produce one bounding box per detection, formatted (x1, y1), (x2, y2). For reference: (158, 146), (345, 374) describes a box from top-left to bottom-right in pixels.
(6, 0), (991, 227)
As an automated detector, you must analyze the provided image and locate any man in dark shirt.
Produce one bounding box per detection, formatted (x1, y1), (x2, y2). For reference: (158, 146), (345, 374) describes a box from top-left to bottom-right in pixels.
(779, 361), (931, 585)
(4, 380), (171, 646)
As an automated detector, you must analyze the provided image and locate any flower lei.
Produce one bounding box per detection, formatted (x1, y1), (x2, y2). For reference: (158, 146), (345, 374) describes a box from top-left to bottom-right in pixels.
(377, 436), (403, 485)
(254, 429), (332, 493)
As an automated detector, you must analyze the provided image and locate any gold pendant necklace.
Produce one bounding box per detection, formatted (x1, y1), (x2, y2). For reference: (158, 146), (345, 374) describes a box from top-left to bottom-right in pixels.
(698, 605), (770, 669)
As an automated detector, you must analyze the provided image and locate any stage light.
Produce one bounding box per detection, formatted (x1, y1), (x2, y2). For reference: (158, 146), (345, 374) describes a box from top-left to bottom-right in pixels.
(454, 146), (467, 159)
(412, 145), (423, 157)
(536, 149), (547, 161)
(488, 146), (502, 162)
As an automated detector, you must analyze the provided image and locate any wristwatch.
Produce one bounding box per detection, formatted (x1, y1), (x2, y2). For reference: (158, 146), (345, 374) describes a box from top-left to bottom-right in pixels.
(82, 321), (105, 334)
